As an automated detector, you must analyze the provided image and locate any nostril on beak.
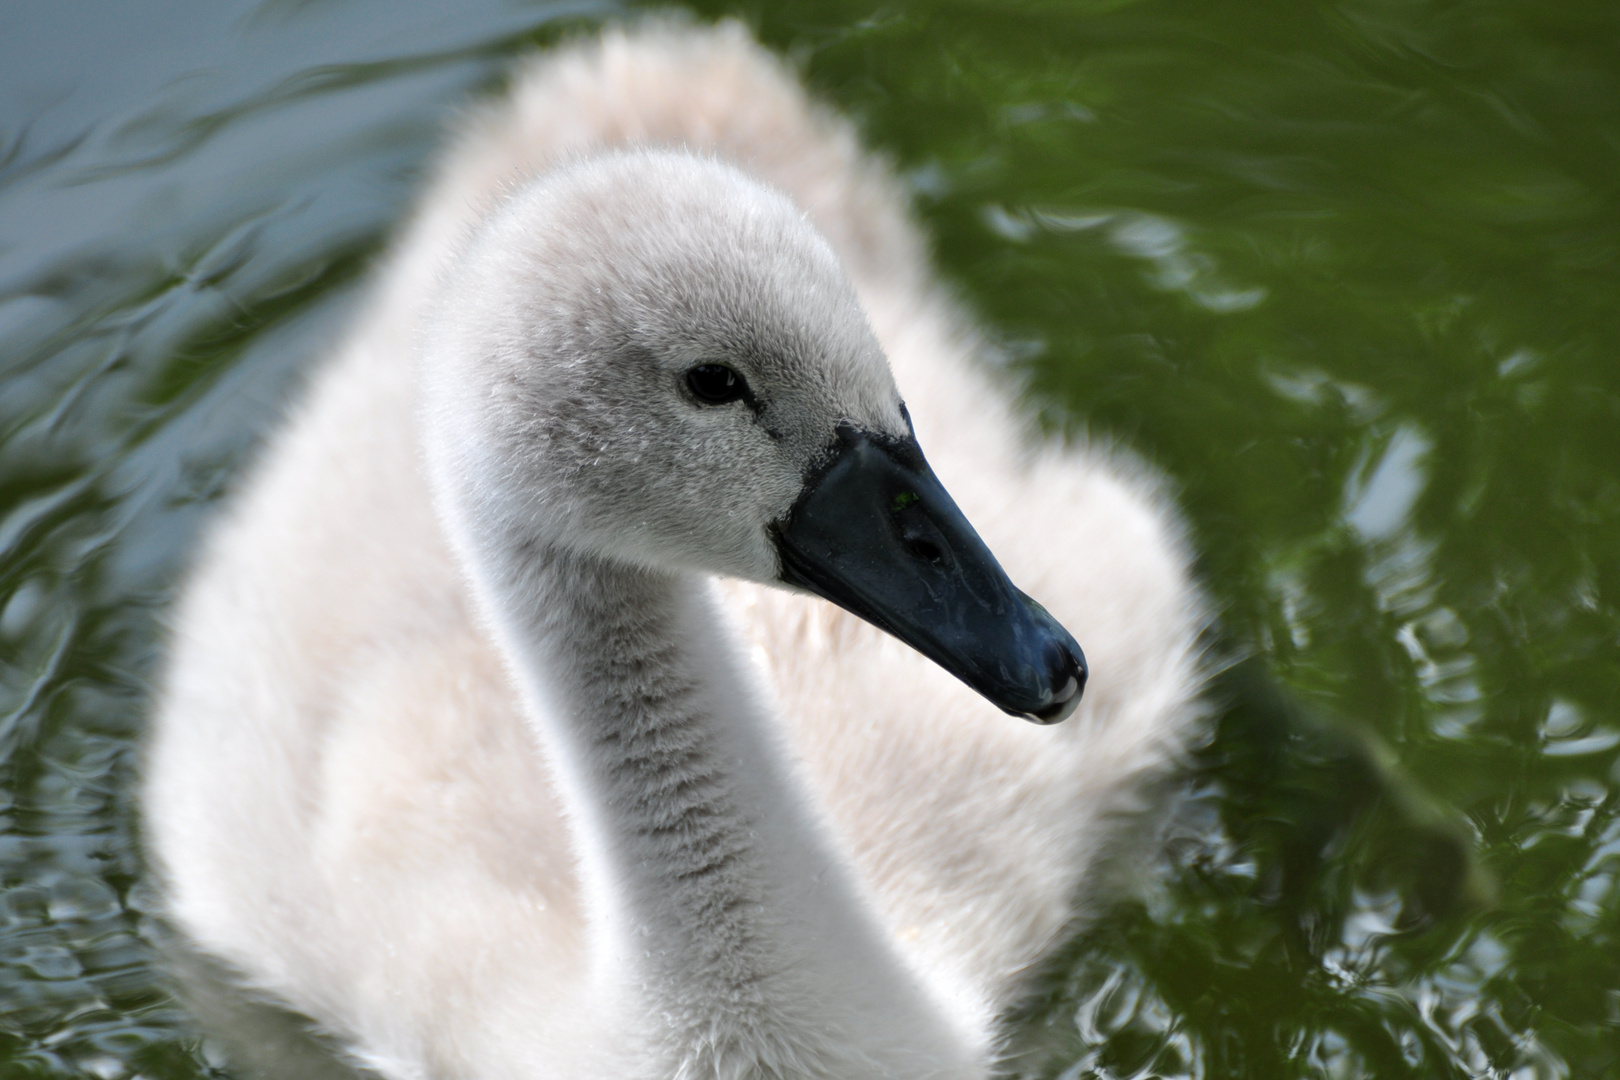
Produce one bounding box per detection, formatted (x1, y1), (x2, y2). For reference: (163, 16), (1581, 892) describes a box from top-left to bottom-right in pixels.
(905, 537), (945, 564)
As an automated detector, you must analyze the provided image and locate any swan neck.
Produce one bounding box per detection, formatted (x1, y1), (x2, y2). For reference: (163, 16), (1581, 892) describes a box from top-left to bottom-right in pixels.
(473, 544), (809, 1042)
(526, 549), (762, 961)
(464, 532), (981, 1076)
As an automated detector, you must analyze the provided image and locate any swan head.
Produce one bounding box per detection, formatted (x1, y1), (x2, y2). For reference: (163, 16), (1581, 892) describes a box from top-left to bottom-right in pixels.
(422, 150), (1084, 722)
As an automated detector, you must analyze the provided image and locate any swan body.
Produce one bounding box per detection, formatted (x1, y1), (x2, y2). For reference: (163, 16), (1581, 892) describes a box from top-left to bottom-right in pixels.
(142, 22), (1203, 1080)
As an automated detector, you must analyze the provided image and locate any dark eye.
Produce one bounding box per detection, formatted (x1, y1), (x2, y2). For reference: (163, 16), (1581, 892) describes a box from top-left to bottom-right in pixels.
(685, 364), (748, 405)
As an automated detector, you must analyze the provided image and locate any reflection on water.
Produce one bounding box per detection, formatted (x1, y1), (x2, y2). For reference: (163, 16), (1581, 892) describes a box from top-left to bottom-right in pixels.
(1345, 424), (1429, 542)
(3, 0), (1618, 1077)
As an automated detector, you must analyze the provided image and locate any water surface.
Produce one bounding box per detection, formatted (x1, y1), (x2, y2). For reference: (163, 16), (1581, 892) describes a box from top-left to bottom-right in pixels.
(2, 1), (1617, 1077)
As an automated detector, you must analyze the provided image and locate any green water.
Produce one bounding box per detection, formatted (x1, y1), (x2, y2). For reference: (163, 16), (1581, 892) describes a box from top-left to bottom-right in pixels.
(2, 1), (1617, 1076)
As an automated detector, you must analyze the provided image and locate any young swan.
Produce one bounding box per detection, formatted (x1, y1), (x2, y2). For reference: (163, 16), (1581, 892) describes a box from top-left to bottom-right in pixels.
(144, 22), (1202, 1080)
(426, 150), (1079, 1079)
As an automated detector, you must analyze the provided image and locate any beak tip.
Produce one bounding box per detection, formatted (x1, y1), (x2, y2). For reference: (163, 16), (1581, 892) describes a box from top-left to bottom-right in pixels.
(1024, 645), (1086, 725)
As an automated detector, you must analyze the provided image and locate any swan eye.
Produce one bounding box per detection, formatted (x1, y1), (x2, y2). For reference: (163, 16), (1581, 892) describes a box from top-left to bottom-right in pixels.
(686, 364), (748, 405)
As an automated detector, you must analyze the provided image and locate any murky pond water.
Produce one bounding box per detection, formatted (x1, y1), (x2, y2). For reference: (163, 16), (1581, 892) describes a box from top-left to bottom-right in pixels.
(3, 1), (1617, 1077)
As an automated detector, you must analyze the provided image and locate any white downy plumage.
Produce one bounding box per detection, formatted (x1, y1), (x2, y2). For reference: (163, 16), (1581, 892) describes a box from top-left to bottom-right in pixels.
(142, 20), (1205, 1080)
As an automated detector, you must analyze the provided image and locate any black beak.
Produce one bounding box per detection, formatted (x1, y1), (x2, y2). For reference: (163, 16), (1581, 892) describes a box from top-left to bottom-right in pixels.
(773, 425), (1086, 724)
